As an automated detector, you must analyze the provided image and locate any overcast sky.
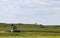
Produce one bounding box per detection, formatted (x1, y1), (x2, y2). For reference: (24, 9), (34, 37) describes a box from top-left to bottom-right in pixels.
(0, 0), (60, 25)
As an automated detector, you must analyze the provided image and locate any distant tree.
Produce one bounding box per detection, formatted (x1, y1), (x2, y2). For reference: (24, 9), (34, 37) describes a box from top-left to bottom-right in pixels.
(40, 24), (45, 28)
(18, 23), (23, 25)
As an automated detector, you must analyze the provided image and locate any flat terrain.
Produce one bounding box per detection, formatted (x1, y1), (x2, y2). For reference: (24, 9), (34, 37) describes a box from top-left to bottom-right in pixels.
(0, 33), (60, 38)
(0, 23), (60, 38)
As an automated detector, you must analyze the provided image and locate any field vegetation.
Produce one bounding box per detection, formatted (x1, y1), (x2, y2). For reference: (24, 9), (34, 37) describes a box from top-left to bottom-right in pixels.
(0, 23), (60, 38)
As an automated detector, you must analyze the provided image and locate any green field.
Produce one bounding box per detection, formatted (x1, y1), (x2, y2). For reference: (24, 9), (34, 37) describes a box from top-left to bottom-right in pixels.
(0, 23), (60, 38)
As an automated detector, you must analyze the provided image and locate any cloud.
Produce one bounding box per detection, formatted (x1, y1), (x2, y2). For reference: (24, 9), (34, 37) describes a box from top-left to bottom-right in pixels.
(0, 0), (8, 1)
(0, 0), (60, 24)
(18, 0), (47, 5)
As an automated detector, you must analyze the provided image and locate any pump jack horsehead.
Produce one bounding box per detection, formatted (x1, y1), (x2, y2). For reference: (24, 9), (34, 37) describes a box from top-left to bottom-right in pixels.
(10, 24), (20, 32)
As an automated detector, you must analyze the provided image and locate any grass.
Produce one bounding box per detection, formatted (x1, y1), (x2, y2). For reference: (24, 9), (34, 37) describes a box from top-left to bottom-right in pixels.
(0, 23), (60, 38)
(0, 33), (60, 38)
(0, 31), (60, 38)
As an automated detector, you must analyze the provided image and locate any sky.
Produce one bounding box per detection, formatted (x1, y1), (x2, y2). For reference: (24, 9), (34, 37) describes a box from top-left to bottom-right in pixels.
(0, 0), (60, 25)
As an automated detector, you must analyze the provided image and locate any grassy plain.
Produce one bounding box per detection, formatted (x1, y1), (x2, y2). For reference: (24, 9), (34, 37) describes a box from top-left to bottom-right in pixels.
(0, 23), (60, 38)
